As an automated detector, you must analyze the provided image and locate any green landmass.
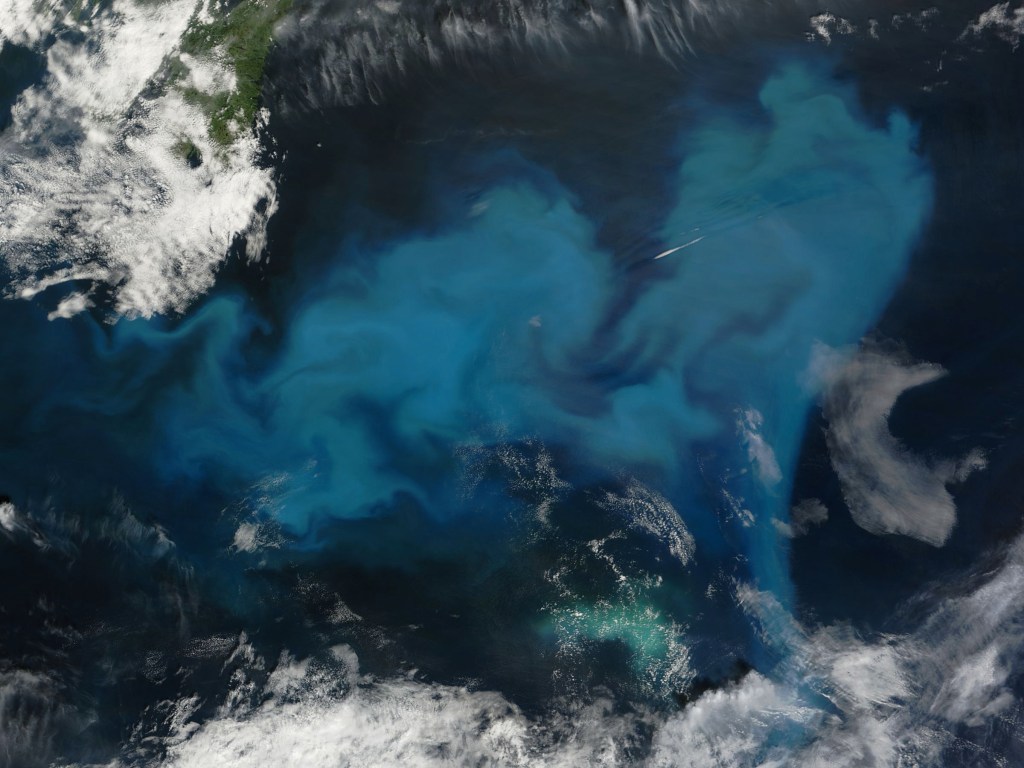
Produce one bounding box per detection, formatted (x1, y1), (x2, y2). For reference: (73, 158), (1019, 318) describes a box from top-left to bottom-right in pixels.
(172, 136), (203, 167)
(180, 0), (294, 145)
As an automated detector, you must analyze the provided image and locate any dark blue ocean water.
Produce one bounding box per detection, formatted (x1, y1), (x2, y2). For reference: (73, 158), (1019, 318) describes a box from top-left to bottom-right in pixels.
(3, 3), (1024, 765)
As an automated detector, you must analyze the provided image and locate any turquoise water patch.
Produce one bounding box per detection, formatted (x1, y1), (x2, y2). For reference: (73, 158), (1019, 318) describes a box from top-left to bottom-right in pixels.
(129, 63), (930, 576)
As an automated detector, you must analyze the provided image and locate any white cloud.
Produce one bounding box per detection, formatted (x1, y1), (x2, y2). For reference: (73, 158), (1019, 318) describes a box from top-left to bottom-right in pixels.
(932, 643), (1015, 726)
(46, 526), (1020, 768)
(46, 291), (93, 320)
(0, 0), (278, 318)
(457, 437), (571, 525)
(599, 481), (696, 566)
(0, 0), (59, 48)
(156, 645), (644, 768)
(809, 343), (985, 546)
(736, 408), (783, 488)
(231, 523), (263, 553)
(806, 13), (856, 44)
(736, 533), (1024, 766)
(649, 672), (819, 768)
(773, 498), (828, 538)
(961, 2), (1024, 49)
(0, 501), (22, 534)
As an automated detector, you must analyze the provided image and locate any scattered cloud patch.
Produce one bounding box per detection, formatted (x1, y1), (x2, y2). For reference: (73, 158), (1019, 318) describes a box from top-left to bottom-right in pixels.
(736, 533), (1024, 766)
(0, 501), (23, 535)
(736, 408), (782, 488)
(961, 2), (1024, 48)
(772, 498), (828, 538)
(599, 481), (696, 567)
(0, 0), (58, 48)
(807, 13), (856, 44)
(809, 343), (985, 546)
(46, 292), (93, 321)
(231, 521), (281, 553)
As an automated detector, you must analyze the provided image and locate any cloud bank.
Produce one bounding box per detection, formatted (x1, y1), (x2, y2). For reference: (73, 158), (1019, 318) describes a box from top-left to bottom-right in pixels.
(0, 0), (277, 318)
(88, 526), (1024, 768)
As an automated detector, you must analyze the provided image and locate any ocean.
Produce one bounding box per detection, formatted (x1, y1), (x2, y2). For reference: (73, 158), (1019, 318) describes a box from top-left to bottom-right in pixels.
(2, 0), (1024, 765)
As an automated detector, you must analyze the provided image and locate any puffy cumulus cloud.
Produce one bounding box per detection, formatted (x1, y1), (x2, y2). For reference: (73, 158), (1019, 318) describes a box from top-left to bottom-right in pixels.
(456, 437), (572, 526)
(0, 0), (278, 318)
(0, 501), (23, 536)
(598, 481), (696, 567)
(961, 2), (1024, 49)
(144, 641), (650, 768)
(648, 672), (820, 767)
(46, 291), (94, 321)
(0, 0), (64, 49)
(806, 13), (856, 45)
(808, 342), (986, 546)
(230, 521), (282, 553)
